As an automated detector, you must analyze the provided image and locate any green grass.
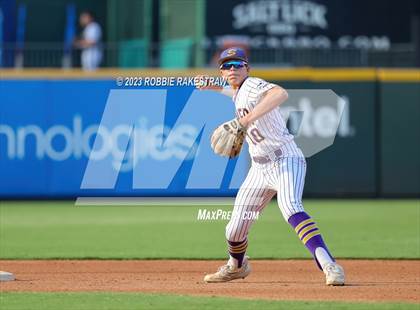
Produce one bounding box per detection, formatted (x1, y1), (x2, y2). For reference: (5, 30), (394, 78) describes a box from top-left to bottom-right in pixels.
(0, 200), (419, 259)
(0, 292), (417, 310)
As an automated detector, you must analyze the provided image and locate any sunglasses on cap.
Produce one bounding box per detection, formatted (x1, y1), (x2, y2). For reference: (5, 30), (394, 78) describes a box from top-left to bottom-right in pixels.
(220, 60), (248, 70)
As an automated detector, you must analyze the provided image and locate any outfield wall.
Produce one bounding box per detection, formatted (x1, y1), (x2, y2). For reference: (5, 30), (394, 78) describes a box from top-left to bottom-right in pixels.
(0, 69), (419, 198)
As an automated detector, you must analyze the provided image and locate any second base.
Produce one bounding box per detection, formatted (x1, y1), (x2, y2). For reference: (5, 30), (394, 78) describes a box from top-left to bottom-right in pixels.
(0, 271), (15, 281)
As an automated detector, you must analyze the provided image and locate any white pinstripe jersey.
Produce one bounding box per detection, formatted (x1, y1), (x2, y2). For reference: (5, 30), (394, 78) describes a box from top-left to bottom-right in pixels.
(232, 77), (303, 159)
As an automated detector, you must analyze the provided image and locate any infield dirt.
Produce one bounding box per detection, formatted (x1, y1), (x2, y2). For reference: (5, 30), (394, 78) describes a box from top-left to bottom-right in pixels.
(1, 260), (419, 303)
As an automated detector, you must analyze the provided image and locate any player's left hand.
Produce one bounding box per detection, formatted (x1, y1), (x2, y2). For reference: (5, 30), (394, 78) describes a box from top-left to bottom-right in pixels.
(210, 118), (247, 158)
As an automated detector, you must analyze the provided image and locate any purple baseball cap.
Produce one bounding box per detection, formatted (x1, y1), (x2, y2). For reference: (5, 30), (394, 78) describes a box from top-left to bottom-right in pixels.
(218, 47), (248, 65)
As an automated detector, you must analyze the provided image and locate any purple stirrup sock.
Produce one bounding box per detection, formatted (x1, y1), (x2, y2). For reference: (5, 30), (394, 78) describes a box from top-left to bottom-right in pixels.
(288, 212), (335, 270)
(227, 239), (248, 268)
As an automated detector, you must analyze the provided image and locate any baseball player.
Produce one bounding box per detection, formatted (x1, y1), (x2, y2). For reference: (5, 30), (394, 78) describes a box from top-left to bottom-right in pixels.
(199, 47), (345, 286)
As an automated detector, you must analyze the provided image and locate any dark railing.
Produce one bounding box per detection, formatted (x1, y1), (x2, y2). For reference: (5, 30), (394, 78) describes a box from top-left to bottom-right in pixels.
(0, 43), (418, 69)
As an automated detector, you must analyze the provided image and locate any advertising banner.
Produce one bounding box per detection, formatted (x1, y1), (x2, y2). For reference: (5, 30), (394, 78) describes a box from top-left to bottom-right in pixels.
(275, 80), (377, 196)
(0, 80), (249, 197)
(206, 0), (419, 50)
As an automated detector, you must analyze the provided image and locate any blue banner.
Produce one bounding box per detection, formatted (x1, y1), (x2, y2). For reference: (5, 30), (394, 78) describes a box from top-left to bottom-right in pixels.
(0, 80), (249, 198)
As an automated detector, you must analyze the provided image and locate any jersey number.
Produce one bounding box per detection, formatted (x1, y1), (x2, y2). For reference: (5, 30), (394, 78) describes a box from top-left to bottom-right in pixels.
(237, 108), (265, 145)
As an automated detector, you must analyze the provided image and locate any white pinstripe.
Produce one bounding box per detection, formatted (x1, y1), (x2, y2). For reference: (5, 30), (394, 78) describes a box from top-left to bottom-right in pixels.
(226, 166), (276, 241)
(226, 156), (306, 241)
(233, 77), (299, 158)
(226, 77), (306, 242)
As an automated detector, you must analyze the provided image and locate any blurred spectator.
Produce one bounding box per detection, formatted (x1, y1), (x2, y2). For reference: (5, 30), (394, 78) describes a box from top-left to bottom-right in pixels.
(74, 10), (102, 71)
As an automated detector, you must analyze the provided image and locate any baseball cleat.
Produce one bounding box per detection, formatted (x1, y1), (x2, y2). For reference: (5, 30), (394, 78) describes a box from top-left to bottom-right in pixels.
(323, 262), (345, 286)
(204, 260), (251, 283)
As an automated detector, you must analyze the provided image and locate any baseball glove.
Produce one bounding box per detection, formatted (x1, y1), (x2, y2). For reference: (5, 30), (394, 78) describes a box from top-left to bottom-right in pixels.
(210, 118), (247, 158)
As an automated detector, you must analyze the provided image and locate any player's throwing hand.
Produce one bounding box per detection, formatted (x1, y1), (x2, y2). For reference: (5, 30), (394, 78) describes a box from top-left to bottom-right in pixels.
(194, 75), (223, 91)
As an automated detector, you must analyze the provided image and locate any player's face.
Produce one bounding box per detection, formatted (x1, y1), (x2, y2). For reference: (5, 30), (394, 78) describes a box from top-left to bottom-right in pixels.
(79, 13), (91, 27)
(220, 60), (249, 88)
